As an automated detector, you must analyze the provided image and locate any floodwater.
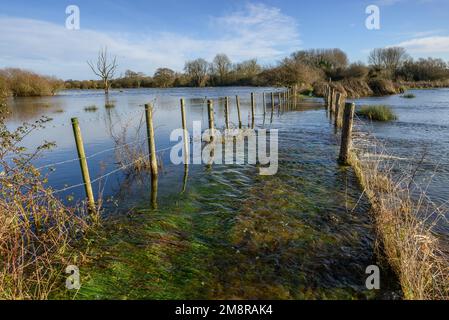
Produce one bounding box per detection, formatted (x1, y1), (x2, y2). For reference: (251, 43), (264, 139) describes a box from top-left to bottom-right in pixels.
(4, 88), (401, 299)
(353, 89), (449, 236)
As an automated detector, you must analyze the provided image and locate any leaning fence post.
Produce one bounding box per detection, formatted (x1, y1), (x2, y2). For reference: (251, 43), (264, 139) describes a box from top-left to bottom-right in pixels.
(180, 99), (189, 164)
(145, 104), (158, 176)
(339, 102), (356, 165)
(71, 118), (95, 211)
(235, 95), (242, 129)
(207, 99), (215, 141)
(251, 92), (255, 128)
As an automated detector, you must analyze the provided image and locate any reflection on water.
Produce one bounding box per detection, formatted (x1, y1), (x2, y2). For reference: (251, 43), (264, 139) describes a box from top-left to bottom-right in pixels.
(353, 89), (449, 235)
(6, 88), (403, 299)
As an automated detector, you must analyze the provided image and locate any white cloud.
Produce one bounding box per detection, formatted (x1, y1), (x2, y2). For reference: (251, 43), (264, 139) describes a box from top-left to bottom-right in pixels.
(395, 36), (449, 54)
(0, 3), (301, 79)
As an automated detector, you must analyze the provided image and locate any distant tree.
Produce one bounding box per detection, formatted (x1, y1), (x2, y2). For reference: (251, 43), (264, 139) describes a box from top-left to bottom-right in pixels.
(234, 59), (261, 79)
(123, 70), (145, 88)
(368, 47), (409, 78)
(398, 58), (449, 81)
(87, 47), (118, 94)
(212, 54), (232, 85)
(292, 49), (349, 71)
(153, 68), (176, 88)
(184, 58), (209, 87)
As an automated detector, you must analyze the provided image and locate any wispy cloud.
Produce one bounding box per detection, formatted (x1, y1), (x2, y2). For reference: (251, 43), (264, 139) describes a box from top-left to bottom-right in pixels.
(395, 36), (449, 54)
(0, 3), (301, 79)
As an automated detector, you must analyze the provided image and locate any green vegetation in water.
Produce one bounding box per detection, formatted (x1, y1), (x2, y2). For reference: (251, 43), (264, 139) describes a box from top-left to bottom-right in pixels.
(54, 161), (395, 300)
(401, 93), (416, 99)
(105, 102), (116, 109)
(84, 105), (98, 112)
(356, 105), (397, 122)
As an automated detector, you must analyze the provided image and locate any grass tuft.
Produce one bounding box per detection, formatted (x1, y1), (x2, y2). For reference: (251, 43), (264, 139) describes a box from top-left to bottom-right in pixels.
(105, 101), (116, 109)
(401, 93), (416, 99)
(356, 105), (397, 122)
(84, 105), (98, 112)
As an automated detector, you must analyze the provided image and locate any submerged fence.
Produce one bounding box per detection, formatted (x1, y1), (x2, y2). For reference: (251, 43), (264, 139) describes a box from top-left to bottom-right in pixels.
(26, 85), (357, 211)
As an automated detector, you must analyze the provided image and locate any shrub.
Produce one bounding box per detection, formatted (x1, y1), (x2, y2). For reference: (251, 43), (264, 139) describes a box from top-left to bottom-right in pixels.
(401, 93), (416, 99)
(0, 113), (93, 299)
(368, 78), (398, 95)
(0, 68), (63, 97)
(356, 105), (397, 121)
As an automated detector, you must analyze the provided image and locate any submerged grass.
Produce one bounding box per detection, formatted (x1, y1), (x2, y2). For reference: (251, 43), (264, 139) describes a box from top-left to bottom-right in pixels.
(401, 93), (416, 99)
(351, 130), (449, 300)
(356, 105), (397, 122)
(62, 138), (393, 300)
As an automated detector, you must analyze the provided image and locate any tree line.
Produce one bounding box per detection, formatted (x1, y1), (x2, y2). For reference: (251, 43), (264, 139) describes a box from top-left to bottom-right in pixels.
(2, 47), (449, 97)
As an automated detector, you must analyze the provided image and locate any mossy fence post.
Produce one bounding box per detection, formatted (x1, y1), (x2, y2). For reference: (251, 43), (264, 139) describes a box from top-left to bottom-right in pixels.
(207, 99), (215, 141)
(235, 95), (242, 129)
(338, 102), (355, 165)
(180, 98), (189, 164)
(145, 104), (158, 176)
(71, 117), (95, 211)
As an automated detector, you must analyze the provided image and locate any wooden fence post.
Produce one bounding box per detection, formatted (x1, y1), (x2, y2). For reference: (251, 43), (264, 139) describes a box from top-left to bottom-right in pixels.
(263, 92), (266, 116)
(145, 104), (158, 176)
(339, 102), (356, 165)
(251, 92), (255, 128)
(327, 87), (332, 110)
(71, 118), (95, 211)
(235, 95), (242, 129)
(180, 99), (189, 164)
(334, 93), (342, 128)
(225, 96), (230, 129)
(278, 92), (282, 115)
(271, 92), (275, 122)
(207, 99), (215, 141)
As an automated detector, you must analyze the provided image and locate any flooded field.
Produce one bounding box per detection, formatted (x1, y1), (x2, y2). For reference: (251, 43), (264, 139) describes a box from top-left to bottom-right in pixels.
(3, 87), (410, 299)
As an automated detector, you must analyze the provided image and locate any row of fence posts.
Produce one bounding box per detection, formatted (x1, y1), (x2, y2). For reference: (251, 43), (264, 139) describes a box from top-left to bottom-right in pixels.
(324, 84), (356, 166)
(70, 88), (297, 212)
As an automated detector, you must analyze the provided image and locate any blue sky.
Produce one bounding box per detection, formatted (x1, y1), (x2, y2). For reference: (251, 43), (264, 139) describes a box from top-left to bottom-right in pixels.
(1, 0), (448, 79)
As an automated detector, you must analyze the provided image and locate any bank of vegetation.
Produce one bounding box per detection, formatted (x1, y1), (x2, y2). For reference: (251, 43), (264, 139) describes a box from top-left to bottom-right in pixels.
(0, 104), (97, 299)
(63, 47), (449, 99)
(350, 132), (449, 300)
(0, 68), (63, 97)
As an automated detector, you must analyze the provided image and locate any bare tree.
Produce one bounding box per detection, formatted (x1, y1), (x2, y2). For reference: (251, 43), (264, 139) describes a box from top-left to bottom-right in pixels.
(87, 48), (118, 94)
(212, 54), (232, 85)
(368, 47), (409, 77)
(184, 58), (209, 87)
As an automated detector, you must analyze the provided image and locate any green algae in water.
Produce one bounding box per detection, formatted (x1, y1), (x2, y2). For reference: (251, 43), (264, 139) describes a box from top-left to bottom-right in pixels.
(56, 108), (401, 300)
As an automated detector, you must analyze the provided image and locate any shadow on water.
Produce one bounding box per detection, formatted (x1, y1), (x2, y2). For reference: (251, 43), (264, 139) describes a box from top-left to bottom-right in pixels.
(55, 100), (400, 300)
